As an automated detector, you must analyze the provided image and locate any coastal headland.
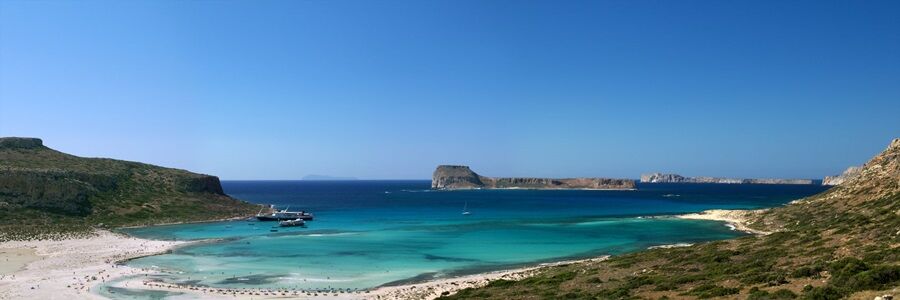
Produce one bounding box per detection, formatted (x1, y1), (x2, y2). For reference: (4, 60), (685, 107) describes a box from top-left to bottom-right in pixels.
(432, 165), (635, 190)
(0, 137), (260, 240)
(640, 173), (814, 185)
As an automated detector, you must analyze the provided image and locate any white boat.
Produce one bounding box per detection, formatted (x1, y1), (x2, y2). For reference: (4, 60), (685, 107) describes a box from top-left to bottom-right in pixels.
(279, 219), (306, 227)
(462, 201), (471, 215)
(256, 205), (315, 221)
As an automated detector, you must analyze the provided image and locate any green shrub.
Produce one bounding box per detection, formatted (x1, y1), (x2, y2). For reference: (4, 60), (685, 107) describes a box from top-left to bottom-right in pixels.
(801, 286), (843, 300)
(842, 265), (900, 291)
(749, 287), (797, 300)
(684, 284), (740, 299)
(486, 279), (516, 288)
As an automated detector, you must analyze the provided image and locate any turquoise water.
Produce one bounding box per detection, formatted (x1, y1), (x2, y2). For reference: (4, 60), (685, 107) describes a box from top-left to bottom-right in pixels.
(116, 181), (827, 292)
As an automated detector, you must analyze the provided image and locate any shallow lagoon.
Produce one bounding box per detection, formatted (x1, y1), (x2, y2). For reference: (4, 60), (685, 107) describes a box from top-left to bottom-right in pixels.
(118, 181), (827, 291)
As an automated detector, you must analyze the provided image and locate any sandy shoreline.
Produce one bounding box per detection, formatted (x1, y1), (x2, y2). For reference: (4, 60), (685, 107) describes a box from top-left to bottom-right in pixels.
(104, 256), (609, 300)
(0, 248), (39, 275)
(676, 209), (770, 235)
(0, 229), (608, 300)
(0, 230), (184, 300)
(0, 209), (757, 300)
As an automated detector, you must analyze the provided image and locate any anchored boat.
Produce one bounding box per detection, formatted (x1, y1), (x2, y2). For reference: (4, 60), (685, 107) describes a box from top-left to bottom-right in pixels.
(256, 205), (315, 221)
(279, 219), (306, 227)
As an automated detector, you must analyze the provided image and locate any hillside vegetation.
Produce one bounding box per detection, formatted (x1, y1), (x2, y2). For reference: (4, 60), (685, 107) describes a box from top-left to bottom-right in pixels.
(444, 139), (900, 300)
(0, 137), (259, 240)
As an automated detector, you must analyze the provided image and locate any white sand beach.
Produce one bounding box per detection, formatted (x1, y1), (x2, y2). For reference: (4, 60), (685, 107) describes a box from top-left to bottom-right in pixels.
(677, 209), (770, 235)
(0, 248), (39, 275)
(0, 231), (183, 300)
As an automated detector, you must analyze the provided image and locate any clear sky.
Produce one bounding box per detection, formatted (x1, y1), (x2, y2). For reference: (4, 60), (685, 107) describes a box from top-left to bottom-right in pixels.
(1, 0), (898, 180)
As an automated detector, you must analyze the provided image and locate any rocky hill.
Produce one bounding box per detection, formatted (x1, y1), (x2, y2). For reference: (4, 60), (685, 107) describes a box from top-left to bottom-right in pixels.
(444, 138), (900, 300)
(822, 166), (862, 186)
(0, 137), (259, 240)
(641, 172), (813, 185)
(432, 165), (635, 190)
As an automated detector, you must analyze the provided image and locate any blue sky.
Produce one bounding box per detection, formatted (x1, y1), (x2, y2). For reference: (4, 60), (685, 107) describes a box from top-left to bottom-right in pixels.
(1, 0), (898, 180)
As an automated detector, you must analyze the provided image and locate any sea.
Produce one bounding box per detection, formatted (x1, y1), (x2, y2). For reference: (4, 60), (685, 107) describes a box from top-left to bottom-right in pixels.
(100, 180), (828, 298)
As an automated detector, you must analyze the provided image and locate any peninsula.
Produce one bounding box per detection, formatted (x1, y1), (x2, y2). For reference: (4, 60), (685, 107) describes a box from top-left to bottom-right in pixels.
(640, 173), (813, 185)
(444, 138), (900, 299)
(432, 165), (635, 190)
(0, 137), (259, 240)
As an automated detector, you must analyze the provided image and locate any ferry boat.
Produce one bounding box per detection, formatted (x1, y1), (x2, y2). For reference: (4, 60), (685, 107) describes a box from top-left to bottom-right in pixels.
(255, 206), (315, 221)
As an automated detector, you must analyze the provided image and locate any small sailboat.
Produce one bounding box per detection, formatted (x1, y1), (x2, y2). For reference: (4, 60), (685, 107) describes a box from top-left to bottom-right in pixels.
(462, 201), (471, 215)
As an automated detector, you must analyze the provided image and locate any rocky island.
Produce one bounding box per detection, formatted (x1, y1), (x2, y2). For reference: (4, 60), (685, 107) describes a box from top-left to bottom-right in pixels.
(0, 137), (259, 240)
(432, 165), (635, 190)
(822, 165), (862, 186)
(640, 172), (813, 185)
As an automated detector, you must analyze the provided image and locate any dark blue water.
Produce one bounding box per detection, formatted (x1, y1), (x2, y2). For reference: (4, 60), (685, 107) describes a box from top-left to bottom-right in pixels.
(116, 181), (828, 292)
(223, 180), (825, 221)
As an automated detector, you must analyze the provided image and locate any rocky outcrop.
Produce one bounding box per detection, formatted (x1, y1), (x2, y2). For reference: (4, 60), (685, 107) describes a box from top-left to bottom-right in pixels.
(177, 175), (227, 195)
(822, 166), (862, 186)
(640, 173), (813, 185)
(432, 165), (635, 190)
(0, 137), (44, 149)
(431, 166), (484, 189)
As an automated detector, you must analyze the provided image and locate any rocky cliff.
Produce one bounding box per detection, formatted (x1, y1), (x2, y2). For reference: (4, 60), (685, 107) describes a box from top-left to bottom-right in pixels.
(432, 165), (635, 190)
(822, 165), (862, 186)
(640, 172), (813, 184)
(0, 137), (258, 239)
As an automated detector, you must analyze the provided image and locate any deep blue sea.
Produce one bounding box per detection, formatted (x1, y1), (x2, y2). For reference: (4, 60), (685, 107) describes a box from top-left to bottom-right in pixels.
(107, 180), (828, 296)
